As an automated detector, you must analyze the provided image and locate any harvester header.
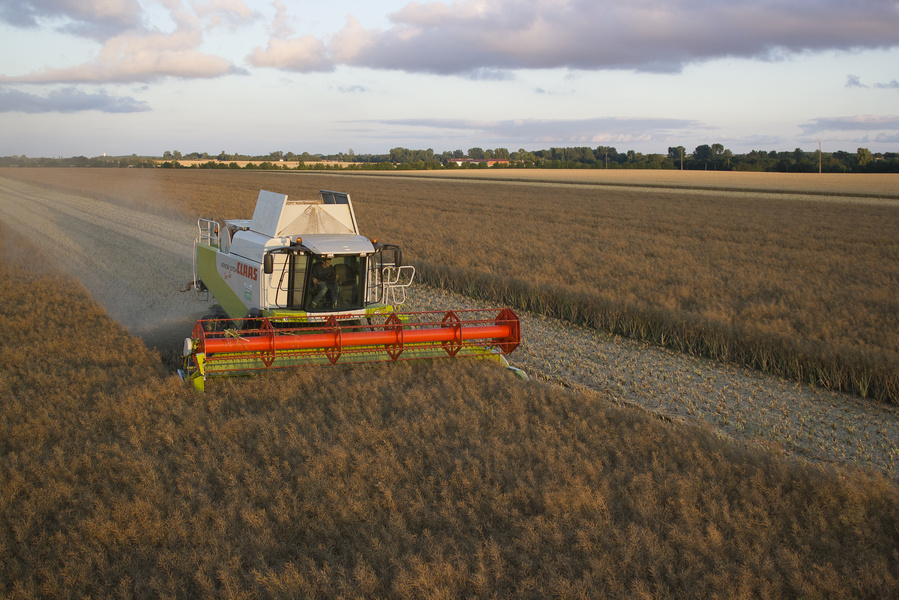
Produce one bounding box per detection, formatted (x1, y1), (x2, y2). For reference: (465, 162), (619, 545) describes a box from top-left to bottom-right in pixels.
(180, 189), (522, 390)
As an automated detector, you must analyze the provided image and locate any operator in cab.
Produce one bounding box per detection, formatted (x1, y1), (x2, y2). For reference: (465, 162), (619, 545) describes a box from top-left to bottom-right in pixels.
(310, 256), (338, 308)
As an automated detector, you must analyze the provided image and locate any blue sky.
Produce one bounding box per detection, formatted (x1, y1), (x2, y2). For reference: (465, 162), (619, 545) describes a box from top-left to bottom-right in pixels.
(1, 0), (898, 158)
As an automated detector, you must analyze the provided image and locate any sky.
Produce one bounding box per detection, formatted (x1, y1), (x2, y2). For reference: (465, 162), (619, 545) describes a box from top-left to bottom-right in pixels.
(1, 0), (898, 158)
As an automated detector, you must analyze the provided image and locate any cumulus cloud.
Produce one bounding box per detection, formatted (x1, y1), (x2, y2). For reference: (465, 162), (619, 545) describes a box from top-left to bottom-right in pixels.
(0, 0), (260, 37)
(0, 86), (150, 112)
(846, 75), (899, 90)
(0, 0), (256, 84)
(846, 75), (867, 88)
(264, 0), (294, 39)
(0, 0), (250, 84)
(248, 35), (332, 72)
(253, 0), (899, 75)
(190, 0), (262, 31)
(246, 0), (332, 70)
(0, 0), (144, 38)
(800, 115), (899, 134)
(7, 0), (899, 85)
(464, 68), (515, 81)
(0, 26), (241, 83)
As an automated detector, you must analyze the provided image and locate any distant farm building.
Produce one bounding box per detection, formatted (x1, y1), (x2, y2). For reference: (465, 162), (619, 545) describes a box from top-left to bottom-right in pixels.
(445, 158), (510, 167)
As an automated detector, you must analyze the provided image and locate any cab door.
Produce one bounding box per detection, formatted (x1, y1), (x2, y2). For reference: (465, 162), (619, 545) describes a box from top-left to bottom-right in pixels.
(287, 253), (309, 309)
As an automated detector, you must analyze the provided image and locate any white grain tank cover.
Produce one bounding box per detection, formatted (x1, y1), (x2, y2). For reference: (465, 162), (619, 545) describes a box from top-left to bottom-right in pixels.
(249, 190), (358, 238)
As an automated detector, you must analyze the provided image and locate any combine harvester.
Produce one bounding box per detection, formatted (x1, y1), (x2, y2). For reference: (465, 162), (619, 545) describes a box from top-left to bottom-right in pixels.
(180, 189), (522, 390)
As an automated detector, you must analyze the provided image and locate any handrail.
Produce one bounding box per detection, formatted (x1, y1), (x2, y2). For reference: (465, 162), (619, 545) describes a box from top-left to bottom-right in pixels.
(197, 218), (219, 246)
(382, 265), (415, 305)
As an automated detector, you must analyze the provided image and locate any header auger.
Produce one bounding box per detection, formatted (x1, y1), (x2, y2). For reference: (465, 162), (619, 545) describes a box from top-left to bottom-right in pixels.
(179, 189), (522, 390)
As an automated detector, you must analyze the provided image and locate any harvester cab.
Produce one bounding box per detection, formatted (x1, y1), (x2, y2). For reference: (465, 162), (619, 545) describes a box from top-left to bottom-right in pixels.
(180, 189), (522, 390)
(190, 189), (413, 320)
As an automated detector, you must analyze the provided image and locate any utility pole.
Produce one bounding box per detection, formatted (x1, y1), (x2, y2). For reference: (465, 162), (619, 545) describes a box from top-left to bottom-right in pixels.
(818, 140), (822, 174)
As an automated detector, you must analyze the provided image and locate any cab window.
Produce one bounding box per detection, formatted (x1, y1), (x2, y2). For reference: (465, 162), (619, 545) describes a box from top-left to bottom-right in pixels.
(303, 255), (366, 311)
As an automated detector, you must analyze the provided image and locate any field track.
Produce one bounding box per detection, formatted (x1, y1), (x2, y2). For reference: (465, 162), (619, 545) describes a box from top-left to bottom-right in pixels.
(0, 177), (206, 348)
(1, 173), (896, 482)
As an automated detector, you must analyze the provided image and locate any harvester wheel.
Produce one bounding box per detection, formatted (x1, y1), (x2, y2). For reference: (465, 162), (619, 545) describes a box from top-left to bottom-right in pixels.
(239, 309), (265, 331)
(200, 314), (232, 332)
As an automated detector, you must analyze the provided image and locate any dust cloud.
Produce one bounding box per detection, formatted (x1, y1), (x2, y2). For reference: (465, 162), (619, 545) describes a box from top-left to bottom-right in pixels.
(0, 177), (209, 352)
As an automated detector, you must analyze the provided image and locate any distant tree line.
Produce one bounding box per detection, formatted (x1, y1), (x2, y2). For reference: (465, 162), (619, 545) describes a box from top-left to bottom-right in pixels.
(3, 145), (898, 172)
(0, 154), (156, 168)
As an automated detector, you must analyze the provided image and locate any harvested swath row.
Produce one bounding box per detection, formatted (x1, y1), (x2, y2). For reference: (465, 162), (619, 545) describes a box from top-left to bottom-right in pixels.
(2, 222), (898, 598)
(405, 286), (899, 482)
